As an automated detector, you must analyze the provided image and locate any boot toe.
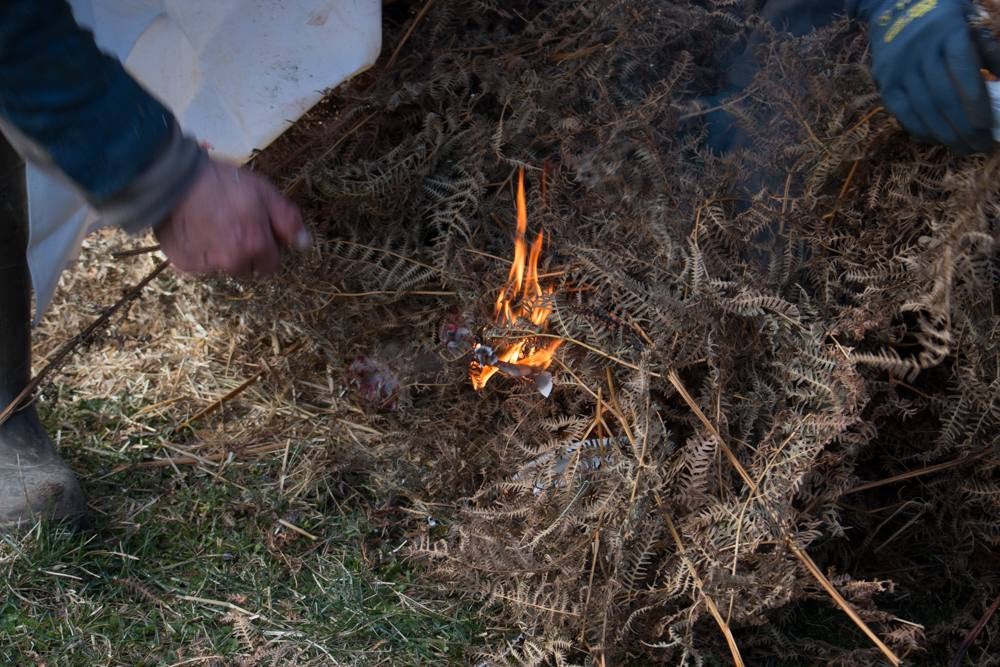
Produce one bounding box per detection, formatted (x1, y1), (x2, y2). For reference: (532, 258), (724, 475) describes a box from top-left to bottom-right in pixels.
(0, 456), (87, 529)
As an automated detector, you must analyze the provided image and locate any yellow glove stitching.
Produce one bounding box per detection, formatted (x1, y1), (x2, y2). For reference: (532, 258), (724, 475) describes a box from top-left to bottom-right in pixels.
(884, 0), (938, 43)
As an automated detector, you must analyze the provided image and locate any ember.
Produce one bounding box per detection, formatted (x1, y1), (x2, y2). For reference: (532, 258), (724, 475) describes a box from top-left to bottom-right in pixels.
(469, 168), (562, 394)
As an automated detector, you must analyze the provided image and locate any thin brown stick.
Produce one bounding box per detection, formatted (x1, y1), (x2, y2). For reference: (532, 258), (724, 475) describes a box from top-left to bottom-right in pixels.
(277, 518), (318, 541)
(837, 159), (861, 200)
(728, 421), (805, 624)
(112, 245), (162, 259)
(164, 658), (225, 667)
(490, 593), (579, 617)
(0, 260), (170, 428)
(951, 590), (1000, 667)
(663, 510), (745, 667)
(665, 368), (901, 666)
(844, 105), (885, 136)
(785, 539), (900, 666)
(462, 247), (509, 263)
(177, 595), (264, 620)
(508, 331), (660, 376)
(667, 369), (755, 490)
(602, 368), (636, 451)
(822, 158), (862, 222)
(385, 0), (436, 69)
(551, 42), (611, 64)
(156, 441), (218, 467)
(843, 452), (988, 496)
(580, 529), (601, 646)
(678, 91), (755, 121)
(178, 340), (305, 429)
(179, 375), (263, 430)
(110, 442), (289, 473)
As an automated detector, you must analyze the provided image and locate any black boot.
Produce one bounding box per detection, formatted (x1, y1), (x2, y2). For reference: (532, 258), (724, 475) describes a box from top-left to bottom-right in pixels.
(0, 136), (86, 529)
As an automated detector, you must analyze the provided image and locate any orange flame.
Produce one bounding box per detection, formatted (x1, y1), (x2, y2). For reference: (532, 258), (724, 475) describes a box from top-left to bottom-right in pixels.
(472, 168), (563, 391)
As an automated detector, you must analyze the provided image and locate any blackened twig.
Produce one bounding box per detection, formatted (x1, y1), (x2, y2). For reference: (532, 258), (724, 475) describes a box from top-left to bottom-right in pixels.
(111, 244), (162, 259)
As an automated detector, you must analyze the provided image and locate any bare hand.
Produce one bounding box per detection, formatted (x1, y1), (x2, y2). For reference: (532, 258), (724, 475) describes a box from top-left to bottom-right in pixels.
(155, 159), (310, 277)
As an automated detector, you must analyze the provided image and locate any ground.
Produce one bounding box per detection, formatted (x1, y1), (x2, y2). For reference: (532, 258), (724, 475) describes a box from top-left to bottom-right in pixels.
(0, 235), (494, 666)
(4, 2), (1000, 665)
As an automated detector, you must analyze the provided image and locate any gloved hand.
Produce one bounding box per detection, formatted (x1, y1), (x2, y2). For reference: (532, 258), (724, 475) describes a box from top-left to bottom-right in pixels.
(155, 158), (310, 277)
(853, 0), (996, 154)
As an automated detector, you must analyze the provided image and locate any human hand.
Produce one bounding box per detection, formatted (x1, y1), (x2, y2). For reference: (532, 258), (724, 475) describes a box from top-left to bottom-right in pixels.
(862, 0), (995, 154)
(154, 158), (310, 277)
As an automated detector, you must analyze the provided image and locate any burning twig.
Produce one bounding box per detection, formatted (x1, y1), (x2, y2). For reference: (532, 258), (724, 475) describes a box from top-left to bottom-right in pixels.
(470, 167), (563, 395)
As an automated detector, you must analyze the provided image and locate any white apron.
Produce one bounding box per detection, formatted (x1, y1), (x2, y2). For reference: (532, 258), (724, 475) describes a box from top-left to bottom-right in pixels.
(27, 0), (382, 318)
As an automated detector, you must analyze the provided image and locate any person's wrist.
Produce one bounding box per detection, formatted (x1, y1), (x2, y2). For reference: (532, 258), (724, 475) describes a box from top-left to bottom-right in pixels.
(96, 124), (207, 236)
(152, 151), (211, 233)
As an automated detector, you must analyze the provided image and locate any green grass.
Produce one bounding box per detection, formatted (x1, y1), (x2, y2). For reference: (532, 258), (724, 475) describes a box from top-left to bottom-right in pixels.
(0, 390), (491, 666)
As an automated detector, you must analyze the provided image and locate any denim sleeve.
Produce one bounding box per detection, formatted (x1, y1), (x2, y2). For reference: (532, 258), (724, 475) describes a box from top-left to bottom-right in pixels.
(0, 0), (201, 222)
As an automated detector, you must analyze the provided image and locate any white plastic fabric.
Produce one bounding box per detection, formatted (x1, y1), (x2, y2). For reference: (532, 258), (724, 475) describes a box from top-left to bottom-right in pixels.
(990, 81), (1000, 142)
(27, 0), (382, 317)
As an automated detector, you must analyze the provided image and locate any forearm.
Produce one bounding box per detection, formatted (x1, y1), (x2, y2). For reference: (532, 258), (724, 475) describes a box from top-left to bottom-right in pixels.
(0, 0), (203, 231)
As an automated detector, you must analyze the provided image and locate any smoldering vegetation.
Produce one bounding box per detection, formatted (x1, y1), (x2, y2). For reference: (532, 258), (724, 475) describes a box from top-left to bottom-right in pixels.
(64, 1), (998, 664)
(257, 1), (1000, 664)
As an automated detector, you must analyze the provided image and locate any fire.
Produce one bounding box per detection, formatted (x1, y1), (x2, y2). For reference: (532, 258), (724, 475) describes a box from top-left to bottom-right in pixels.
(471, 168), (563, 392)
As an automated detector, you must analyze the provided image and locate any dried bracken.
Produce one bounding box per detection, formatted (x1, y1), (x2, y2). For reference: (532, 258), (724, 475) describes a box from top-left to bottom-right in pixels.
(35, 0), (1000, 664)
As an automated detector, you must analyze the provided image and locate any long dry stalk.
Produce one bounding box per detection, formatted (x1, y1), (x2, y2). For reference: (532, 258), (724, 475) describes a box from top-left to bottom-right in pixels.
(664, 510), (746, 667)
(0, 259), (169, 428)
(666, 369), (901, 666)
